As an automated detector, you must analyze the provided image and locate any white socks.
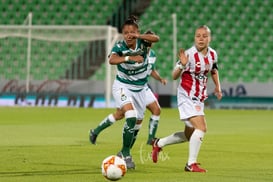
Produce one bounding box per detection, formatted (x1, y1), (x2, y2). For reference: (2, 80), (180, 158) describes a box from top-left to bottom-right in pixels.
(108, 114), (116, 123)
(188, 129), (205, 165)
(156, 129), (205, 165)
(157, 132), (188, 148)
(134, 123), (142, 130)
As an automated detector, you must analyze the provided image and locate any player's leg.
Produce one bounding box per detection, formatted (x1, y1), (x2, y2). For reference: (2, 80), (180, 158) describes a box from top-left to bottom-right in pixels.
(89, 109), (124, 144)
(146, 101), (161, 144)
(185, 115), (207, 172)
(145, 87), (161, 144)
(118, 103), (137, 169)
(120, 103), (137, 156)
(175, 91), (207, 172)
(111, 81), (137, 160)
(129, 89), (146, 149)
(157, 128), (191, 147)
(130, 120), (142, 149)
(89, 113), (116, 144)
(151, 127), (190, 163)
(152, 91), (196, 162)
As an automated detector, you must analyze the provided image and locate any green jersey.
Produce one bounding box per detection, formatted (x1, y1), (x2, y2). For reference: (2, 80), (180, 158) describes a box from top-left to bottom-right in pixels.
(110, 39), (150, 91)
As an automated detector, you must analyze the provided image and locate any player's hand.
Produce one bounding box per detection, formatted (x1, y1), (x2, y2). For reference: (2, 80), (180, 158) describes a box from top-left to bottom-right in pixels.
(130, 55), (144, 63)
(214, 88), (222, 100)
(178, 48), (189, 66)
(128, 32), (140, 39)
(160, 78), (167, 85)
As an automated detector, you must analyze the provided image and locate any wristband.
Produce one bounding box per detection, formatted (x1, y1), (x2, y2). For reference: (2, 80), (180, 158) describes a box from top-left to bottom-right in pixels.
(176, 63), (185, 70)
(124, 56), (129, 62)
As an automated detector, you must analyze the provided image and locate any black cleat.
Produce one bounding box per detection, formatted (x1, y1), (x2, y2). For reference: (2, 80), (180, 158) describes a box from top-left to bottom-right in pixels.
(116, 152), (135, 169)
(124, 156), (135, 169)
(89, 129), (97, 145)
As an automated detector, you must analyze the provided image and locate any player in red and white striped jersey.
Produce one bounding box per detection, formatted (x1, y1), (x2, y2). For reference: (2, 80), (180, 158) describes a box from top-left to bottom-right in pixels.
(152, 25), (222, 172)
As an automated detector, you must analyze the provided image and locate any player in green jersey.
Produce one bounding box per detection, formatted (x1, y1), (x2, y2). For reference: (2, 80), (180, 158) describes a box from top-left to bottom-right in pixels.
(89, 30), (166, 149)
(90, 15), (159, 169)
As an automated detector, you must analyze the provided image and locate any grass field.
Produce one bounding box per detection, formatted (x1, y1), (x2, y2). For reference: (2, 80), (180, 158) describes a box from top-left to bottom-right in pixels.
(0, 107), (272, 182)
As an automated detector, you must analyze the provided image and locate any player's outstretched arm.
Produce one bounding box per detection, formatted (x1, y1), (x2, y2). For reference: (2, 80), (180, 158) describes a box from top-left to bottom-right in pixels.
(172, 49), (188, 80)
(151, 70), (167, 85)
(129, 32), (160, 43)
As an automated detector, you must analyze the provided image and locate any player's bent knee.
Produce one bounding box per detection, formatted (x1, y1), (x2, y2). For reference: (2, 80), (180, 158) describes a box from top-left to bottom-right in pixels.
(125, 110), (137, 119)
(152, 108), (161, 115)
(114, 112), (124, 120)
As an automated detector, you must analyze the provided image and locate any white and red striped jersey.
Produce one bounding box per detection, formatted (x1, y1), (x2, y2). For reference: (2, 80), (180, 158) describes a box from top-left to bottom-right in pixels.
(178, 46), (218, 102)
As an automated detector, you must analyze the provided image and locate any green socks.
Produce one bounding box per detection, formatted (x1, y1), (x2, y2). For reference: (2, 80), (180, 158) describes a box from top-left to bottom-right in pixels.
(147, 115), (159, 144)
(121, 116), (136, 157)
(130, 124), (142, 149)
(93, 114), (115, 135)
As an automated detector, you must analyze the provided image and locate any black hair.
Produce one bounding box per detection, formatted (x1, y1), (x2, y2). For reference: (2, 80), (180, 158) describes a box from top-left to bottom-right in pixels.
(144, 30), (155, 35)
(122, 15), (139, 30)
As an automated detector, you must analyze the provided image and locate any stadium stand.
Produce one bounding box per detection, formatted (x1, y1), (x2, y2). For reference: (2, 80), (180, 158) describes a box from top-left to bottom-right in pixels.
(0, 0), (121, 80)
(0, 0), (272, 83)
(140, 0), (273, 83)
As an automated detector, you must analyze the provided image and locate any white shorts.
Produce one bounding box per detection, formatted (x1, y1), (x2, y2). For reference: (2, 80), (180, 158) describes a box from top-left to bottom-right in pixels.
(112, 80), (146, 120)
(145, 86), (157, 106)
(177, 88), (204, 127)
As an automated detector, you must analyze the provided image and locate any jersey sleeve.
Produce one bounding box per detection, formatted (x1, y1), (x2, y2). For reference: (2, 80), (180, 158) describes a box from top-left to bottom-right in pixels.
(149, 49), (156, 59)
(214, 51), (218, 63)
(209, 47), (218, 63)
(150, 64), (155, 70)
(212, 51), (218, 70)
(109, 41), (123, 57)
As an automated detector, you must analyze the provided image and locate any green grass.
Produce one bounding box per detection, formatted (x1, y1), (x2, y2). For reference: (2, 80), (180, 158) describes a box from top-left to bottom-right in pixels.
(0, 107), (272, 182)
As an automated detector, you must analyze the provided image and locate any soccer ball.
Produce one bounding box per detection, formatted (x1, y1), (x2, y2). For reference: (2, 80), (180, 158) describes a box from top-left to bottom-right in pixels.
(101, 155), (127, 181)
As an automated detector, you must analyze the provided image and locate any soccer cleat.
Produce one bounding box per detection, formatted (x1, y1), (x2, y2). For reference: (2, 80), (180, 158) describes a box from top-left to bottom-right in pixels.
(184, 163), (207, 172)
(89, 129), (97, 145)
(124, 156), (135, 169)
(151, 138), (162, 163)
(116, 151), (123, 158)
(116, 152), (135, 169)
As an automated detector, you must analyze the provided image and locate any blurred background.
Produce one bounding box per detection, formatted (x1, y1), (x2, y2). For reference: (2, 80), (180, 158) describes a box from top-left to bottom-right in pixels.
(0, 0), (272, 109)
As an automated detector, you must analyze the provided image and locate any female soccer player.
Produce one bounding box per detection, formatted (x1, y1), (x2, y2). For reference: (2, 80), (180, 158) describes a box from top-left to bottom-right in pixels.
(152, 25), (222, 172)
(89, 30), (166, 147)
(95, 15), (159, 169)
